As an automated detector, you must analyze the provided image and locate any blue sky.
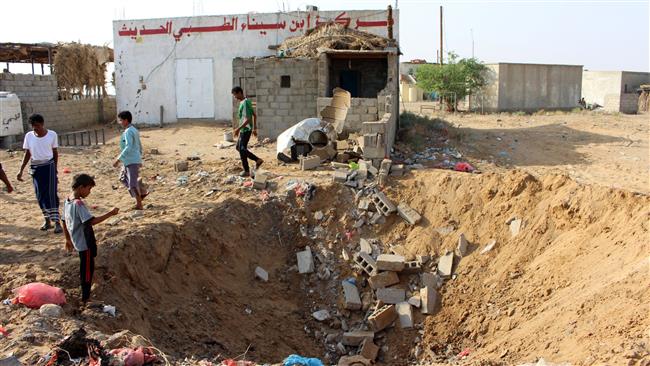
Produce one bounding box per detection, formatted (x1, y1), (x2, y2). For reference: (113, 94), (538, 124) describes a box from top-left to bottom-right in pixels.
(2, 0), (648, 71)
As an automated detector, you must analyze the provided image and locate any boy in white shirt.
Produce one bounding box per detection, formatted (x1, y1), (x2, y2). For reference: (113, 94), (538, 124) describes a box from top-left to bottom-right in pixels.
(17, 114), (62, 233)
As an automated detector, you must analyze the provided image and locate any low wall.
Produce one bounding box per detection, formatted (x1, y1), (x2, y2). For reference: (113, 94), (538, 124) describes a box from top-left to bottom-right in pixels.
(0, 73), (116, 133)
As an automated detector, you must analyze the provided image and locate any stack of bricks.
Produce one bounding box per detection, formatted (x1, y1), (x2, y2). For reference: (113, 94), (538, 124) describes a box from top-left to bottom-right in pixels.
(316, 97), (379, 132)
(360, 114), (389, 160)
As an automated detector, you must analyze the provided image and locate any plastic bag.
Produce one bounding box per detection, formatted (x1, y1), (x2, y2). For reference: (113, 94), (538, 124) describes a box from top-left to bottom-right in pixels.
(283, 354), (324, 366)
(454, 162), (475, 173)
(12, 282), (66, 309)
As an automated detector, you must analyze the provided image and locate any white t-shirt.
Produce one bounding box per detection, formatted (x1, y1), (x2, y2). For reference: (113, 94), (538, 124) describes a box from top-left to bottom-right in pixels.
(23, 130), (58, 161)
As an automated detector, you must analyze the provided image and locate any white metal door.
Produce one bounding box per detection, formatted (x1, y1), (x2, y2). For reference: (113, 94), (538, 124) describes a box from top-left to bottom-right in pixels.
(175, 58), (214, 118)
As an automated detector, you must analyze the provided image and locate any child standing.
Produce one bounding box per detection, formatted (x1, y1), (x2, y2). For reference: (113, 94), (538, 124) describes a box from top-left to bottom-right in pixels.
(61, 174), (118, 304)
(17, 114), (60, 232)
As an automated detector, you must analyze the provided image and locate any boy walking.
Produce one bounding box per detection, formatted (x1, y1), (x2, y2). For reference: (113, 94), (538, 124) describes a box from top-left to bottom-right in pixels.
(17, 114), (61, 232)
(112, 111), (146, 210)
(61, 174), (118, 304)
(231, 87), (263, 177)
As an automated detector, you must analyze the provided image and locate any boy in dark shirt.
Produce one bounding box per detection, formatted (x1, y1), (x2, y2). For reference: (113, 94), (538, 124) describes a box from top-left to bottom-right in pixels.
(61, 174), (118, 304)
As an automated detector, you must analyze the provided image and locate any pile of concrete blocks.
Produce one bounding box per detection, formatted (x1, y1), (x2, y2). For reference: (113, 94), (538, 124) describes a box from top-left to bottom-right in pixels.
(334, 237), (449, 363)
(359, 114), (390, 162)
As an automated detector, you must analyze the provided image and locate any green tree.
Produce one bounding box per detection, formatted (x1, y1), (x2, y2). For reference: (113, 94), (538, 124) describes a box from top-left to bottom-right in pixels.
(415, 52), (488, 111)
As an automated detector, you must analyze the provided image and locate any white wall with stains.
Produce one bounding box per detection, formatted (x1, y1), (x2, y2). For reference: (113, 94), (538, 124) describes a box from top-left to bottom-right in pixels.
(113, 9), (399, 125)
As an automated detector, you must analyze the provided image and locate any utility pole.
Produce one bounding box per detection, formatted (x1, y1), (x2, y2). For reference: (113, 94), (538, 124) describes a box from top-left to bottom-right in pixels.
(439, 6), (443, 65)
(471, 28), (475, 58)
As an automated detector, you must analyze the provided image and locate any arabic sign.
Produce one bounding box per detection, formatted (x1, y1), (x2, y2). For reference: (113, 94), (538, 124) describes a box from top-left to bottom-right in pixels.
(117, 11), (395, 42)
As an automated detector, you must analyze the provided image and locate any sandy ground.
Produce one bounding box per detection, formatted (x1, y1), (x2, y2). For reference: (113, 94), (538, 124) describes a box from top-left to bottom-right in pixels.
(0, 112), (648, 365)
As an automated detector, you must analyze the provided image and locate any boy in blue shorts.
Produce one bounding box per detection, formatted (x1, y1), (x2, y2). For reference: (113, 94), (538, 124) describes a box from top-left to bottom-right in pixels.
(61, 174), (119, 304)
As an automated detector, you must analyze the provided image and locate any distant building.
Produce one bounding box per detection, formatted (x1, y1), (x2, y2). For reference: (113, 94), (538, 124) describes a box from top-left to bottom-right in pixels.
(582, 70), (650, 113)
(399, 60), (434, 103)
(471, 63), (583, 113)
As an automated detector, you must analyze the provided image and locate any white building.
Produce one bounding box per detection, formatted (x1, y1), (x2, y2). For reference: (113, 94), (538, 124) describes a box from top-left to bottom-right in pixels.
(113, 9), (398, 125)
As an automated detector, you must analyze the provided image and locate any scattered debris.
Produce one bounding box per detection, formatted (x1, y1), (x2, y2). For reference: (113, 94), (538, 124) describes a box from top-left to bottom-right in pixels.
(312, 309), (331, 322)
(481, 239), (497, 254)
(39, 304), (62, 318)
(297, 247), (315, 274)
(255, 266), (269, 282)
(437, 251), (454, 278)
(510, 218), (524, 237)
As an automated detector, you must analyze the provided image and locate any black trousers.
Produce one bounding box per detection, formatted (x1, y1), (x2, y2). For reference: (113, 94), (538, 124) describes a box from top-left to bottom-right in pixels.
(236, 130), (260, 172)
(79, 250), (94, 302)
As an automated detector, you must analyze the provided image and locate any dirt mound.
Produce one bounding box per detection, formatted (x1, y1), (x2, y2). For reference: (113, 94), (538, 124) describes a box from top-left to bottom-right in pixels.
(377, 170), (649, 364)
(82, 198), (321, 361)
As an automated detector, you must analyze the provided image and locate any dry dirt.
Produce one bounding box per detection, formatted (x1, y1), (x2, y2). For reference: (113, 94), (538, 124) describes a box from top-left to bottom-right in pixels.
(0, 112), (648, 365)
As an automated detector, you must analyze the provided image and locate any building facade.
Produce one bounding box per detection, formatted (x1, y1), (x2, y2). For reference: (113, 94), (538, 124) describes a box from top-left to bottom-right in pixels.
(582, 70), (650, 113)
(113, 9), (398, 125)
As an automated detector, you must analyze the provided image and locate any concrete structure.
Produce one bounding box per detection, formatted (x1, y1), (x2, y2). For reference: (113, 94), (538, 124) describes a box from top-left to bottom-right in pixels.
(113, 9), (398, 125)
(234, 48), (399, 141)
(0, 73), (115, 137)
(471, 63), (582, 112)
(582, 70), (650, 113)
(399, 61), (434, 102)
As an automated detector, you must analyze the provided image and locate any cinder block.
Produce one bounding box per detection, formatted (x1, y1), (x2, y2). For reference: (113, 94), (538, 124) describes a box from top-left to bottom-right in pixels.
(437, 251), (454, 278)
(371, 192), (397, 216)
(341, 331), (374, 346)
(342, 281), (362, 310)
(362, 121), (386, 134)
(456, 233), (469, 257)
(174, 160), (188, 172)
(368, 271), (399, 289)
(389, 164), (405, 176)
(368, 304), (397, 332)
(253, 173), (267, 190)
(397, 203), (421, 225)
(358, 198), (371, 211)
(420, 286), (439, 315)
(359, 339), (380, 361)
(376, 254), (405, 272)
(333, 170), (348, 183)
(402, 261), (422, 274)
(380, 159), (392, 171)
(376, 287), (405, 304)
(353, 251), (377, 276)
(297, 247), (315, 274)
(363, 146), (385, 159)
(396, 302), (413, 329)
(299, 155), (320, 170)
(359, 238), (373, 254)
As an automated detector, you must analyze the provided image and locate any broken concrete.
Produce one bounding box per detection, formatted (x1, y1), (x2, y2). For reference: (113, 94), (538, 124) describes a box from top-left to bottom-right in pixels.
(376, 287), (406, 304)
(422, 272), (443, 290)
(420, 286), (439, 315)
(456, 233), (469, 257)
(368, 304), (398, 332)
(397, 202), (421, 225)
(254, 266), (269, 282)
(353, 251), (378, 276)
(174, 160), (188, 172)
(359, 238), (373, 254)
(510, 218), (524, 237)
(342, 280), (362, 310)
(376, 254), (406, 272)
(333, 170), (348, 183)
(341, 331), (375, 346)
(359, 339), (380, 361)
(408, 294), (421, 308)
(297, 247), (315, 274)
(481, 239), (497, 254)
(437, 251), (454, 278)
(368, 271), (400, 289)
(396, 302), (414, 329)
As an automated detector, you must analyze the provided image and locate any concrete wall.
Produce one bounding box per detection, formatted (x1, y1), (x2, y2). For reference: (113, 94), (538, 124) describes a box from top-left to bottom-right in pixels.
(114, 9), (399, 125)
(582, 71), (623, 106)
(470, 64), (500, 112)
(327, 58), (387, 98)
(0, 73), (116, 134)
(236, 57), (319, 138)
(497, 63), (582, 111)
